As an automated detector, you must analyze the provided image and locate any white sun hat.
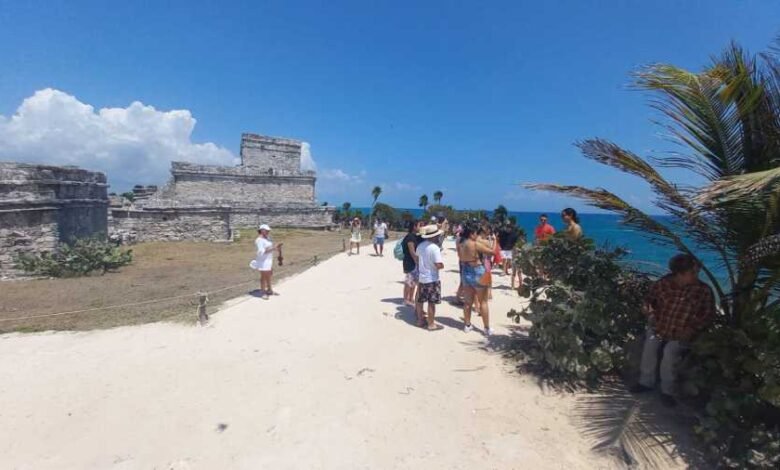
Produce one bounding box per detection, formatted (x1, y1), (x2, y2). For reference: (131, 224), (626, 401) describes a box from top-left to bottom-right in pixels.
(259, 224), (271, 231)
(419, 224), (443, 239)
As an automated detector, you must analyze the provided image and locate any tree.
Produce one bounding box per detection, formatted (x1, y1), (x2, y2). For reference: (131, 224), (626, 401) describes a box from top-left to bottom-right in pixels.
(342, 202), (351, 212)
(419, 194), (429, 211)
(371, 186), (382, 206)
(120, 191), (135, 202)
(493, 205), (509, 223)
(372, 202), (402, 229)
(433, 190), (443, 205)
(525, 41), (780, 465)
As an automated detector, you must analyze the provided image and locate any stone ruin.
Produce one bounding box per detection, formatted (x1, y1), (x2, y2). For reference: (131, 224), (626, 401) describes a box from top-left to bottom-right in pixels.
(0, 133), (335, 278)
(110, 133), (334, 242)
(0, 162), (108, 279)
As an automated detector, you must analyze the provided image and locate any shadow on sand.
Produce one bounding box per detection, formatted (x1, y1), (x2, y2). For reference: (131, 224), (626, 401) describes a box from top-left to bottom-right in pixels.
(459, 325), (707, 468)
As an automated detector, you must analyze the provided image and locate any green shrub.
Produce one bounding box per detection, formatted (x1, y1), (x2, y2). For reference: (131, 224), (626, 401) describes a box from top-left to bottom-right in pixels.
(508, 236), (650, 382)
(680, 317), (780, 467)
(17, 237), (133, 277)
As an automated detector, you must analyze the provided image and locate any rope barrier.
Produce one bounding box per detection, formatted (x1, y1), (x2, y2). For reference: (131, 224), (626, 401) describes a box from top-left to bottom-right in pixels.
(0, 244), (349, 324)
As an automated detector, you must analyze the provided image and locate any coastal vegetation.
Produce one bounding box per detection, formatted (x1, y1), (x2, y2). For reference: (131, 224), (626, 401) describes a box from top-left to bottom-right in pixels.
(17, 237), (133, 278)
(518, 40), (780, 467)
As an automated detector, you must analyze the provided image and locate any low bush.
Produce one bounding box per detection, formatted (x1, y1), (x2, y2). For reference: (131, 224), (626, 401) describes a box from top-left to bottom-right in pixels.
(680, 317), (780, 468)
(508, 236), (651, 382)
(17, 237), (133, 277)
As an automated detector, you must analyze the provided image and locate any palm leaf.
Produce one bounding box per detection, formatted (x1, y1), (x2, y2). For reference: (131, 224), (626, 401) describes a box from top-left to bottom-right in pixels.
(697, 167), (780, 205)
(575, 382), (692, 468)
(524, 183), (728, 308)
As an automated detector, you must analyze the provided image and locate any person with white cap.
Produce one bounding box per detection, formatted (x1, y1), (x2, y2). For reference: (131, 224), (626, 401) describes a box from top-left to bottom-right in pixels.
(250, 224), (283, 300)
(415, 224), (445, 330)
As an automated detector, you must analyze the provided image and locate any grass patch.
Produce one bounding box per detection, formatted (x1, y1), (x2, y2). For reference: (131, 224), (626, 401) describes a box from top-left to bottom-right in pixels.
(0, 228), (358, 333)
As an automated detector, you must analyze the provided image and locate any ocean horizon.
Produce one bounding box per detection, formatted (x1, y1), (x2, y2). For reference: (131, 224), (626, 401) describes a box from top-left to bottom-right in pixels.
(355, 207), (723, 280)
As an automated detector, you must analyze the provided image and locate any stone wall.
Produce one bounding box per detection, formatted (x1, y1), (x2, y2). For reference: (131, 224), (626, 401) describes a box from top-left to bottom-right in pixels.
(0, 162), (108, 279)
(165, 168), (316, 206)
(239, 133), (302, 173)
(110, 207), (231, 243)
(230, 206), (334, 229)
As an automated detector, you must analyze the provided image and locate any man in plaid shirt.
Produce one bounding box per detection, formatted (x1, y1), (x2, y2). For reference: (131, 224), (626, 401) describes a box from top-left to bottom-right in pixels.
(631, 253), (715, 406)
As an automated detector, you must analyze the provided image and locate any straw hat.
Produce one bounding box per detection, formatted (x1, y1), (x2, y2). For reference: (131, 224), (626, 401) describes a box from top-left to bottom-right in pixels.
(259, 224), (271, 231)
(419, 224), (443, 239)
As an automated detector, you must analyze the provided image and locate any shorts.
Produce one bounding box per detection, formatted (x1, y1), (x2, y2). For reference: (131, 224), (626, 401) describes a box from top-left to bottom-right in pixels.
(416, 281), (441, 304)
(374, 237), (385, 245)
(350, 233), (361, 243)
(462, 263), (488, 288)
(404, 269), (419, 286)
(500, 250), (513, 260)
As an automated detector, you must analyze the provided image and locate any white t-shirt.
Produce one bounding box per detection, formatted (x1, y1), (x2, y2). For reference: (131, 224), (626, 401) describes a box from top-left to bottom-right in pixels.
(254, 237), (274, 271)
(374, 222), (387, 239)
(416, 240), (443, 283)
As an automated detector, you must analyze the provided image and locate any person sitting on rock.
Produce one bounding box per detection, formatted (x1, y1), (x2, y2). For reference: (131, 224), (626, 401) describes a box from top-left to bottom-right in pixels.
(631, 253), (715, 406)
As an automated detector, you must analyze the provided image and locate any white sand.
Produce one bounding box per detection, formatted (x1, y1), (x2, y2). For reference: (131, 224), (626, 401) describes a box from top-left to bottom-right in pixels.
(1, 239), (617, 469)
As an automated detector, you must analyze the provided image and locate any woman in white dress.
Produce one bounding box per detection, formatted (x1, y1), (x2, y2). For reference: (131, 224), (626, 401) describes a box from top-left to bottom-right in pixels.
(349, 217), (362, 255)
(251, 224), (283, 299)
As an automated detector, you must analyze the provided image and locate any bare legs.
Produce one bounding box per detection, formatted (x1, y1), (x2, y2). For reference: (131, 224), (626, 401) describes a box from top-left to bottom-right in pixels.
(349, 241), (360, 255)
(260, 271), (273, 299)
(463, 286), (490, 334)
(403, 279), (417, 306)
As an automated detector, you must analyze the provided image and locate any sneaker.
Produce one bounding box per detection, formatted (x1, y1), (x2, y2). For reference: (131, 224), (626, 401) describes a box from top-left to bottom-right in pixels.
(463, 324), (473, 333)
(485, 328), (493, 337)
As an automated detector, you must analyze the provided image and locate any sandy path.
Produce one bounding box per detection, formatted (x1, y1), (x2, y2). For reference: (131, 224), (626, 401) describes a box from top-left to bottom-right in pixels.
(1, 239), (613, 469)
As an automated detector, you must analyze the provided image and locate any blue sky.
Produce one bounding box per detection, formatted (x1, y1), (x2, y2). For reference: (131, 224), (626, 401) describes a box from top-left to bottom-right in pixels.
(0, 0), (778, 212)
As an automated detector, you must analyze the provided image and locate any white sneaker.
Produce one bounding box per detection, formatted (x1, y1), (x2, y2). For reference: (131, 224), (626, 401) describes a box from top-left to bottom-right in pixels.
(485, 328), (493, 337)
(463, 324), (473, 333)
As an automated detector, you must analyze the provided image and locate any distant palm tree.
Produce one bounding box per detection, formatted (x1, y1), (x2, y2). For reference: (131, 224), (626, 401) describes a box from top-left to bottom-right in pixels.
(419, 194), (429, 211)
(433, 190), (443, 205)
(371, 186), (382, 206)
(342, 202), (351, 212)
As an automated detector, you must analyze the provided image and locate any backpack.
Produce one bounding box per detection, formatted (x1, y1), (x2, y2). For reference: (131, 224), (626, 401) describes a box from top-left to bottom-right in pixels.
(394, 239), (405, 260)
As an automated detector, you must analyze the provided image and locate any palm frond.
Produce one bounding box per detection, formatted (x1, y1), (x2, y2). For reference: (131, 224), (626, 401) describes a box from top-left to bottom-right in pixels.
(697, 167), (780, 205)
(575, 139), (736, 286)
(742, 234), (780, 269)
(575, 382), (693, 468)
(525, 183), (728, 305)
(634, 61), (753, 180)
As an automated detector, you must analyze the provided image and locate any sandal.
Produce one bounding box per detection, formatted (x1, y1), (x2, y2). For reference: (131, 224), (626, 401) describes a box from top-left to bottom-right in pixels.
(427, 324), (444, 331)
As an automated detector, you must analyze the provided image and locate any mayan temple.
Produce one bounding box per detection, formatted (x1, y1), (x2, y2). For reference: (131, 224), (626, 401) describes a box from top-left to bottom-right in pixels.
(110, 133), (334, 242)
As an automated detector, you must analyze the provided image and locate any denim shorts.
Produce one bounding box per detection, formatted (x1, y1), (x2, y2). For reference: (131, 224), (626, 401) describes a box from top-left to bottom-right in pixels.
(462, 263), (487, 287)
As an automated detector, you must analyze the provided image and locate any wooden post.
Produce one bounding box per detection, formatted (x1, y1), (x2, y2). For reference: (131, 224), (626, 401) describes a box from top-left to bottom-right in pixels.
(313, 255), (319, 266)
(342, 238), (346, 252)
(197, 292), (209, 326)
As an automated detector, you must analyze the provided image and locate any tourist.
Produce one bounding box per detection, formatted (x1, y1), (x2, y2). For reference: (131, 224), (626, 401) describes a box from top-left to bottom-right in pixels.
(251, 224), (283, 300)
(372, 218), (388, 256)
(561, 208), (583, 240)
(459, 223), (496, 337)
(415, 224), (445, 331)
(349, 217), (362, 255)
(631, 254), (715, 406)
(401, 220), (423, 306)
(534, 214), (556, 244)
(498, 221), (519, 275)
(477, 225), (495, 299)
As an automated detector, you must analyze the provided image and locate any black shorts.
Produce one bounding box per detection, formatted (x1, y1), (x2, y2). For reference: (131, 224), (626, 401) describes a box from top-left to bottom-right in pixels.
(416, 281), (441, 304)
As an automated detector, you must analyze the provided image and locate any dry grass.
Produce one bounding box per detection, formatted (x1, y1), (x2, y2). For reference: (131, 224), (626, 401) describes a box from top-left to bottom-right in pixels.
(0, 228), (372, 334)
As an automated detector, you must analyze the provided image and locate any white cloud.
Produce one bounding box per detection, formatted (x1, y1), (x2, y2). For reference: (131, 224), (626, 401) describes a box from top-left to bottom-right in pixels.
(0, 88), (236, 190)
(393, 182), (420, 191)
(320, 168), (363, 183)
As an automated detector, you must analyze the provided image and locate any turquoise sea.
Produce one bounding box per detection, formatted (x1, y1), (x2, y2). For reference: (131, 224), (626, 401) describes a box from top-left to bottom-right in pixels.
(358, 208), (724, 280)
